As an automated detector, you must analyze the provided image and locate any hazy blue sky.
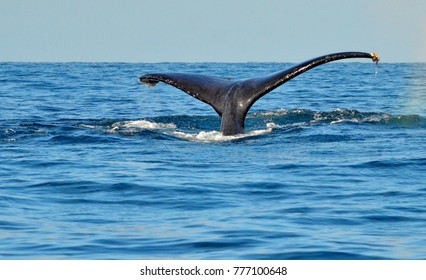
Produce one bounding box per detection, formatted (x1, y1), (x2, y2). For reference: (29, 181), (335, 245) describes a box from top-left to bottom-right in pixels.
(1, 0), (425, 62)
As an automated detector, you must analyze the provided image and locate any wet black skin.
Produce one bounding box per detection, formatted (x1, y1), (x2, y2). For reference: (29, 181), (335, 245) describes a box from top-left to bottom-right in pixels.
(139, 52), (379, 136)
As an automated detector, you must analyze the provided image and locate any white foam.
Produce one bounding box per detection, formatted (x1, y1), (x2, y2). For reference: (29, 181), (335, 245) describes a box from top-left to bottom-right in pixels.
(169, 126), (274, 142)
(120, 120), (177, 129)
(108, 120), (177, 133)
(91, 119), (278, 142)
(253, 109), (289, 117)
(266, 122), (282, 129)
(79, 124), (99, 129)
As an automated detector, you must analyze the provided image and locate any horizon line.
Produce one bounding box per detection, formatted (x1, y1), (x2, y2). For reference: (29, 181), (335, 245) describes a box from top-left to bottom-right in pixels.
(1, 60), (425, 64)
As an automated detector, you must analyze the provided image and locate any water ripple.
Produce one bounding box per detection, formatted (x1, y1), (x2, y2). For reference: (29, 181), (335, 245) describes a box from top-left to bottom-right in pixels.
(1, 62), (426, 259)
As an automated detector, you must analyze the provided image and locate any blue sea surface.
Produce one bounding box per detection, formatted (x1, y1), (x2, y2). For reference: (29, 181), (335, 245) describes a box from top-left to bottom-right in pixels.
(1, 62), (426, 259)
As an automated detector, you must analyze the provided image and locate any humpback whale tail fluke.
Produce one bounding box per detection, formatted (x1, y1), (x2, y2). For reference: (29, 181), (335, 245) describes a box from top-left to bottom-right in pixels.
(139, 52), (380, 136)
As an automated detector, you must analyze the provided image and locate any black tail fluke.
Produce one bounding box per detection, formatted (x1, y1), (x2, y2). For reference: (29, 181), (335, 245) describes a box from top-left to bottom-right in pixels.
(139, 52), (379, 135)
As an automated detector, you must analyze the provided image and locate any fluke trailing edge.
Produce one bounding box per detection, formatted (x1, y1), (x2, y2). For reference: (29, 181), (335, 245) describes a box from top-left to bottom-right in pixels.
(139, 52), (380, 136)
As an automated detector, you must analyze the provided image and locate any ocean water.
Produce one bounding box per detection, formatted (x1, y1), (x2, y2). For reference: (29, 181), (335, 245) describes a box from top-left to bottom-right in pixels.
(1, 61), (426, 260)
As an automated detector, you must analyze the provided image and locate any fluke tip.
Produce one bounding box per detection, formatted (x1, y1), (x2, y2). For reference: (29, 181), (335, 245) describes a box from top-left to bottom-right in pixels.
(371, 52), (380, 63)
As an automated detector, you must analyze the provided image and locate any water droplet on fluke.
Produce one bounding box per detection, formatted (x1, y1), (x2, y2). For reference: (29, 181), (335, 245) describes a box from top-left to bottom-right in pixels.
(371, 52), (380, 76)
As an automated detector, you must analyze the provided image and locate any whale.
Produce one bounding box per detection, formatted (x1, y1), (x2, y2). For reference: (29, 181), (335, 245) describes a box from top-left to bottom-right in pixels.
(139, 52), (380, 136)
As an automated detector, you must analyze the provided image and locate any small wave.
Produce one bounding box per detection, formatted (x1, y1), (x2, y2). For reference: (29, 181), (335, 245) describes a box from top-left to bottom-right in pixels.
(247, 251), (389, 260)
(1, 138), (16, 143)
(382, 114), (426, 127)
(252, 109), (426, 128)
(312, 109), (391, 124)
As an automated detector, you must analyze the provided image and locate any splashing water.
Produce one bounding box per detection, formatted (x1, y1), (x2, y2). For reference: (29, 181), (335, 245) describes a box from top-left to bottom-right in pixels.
(106, 119), (274, 142)
(92, 109), (426, 143)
